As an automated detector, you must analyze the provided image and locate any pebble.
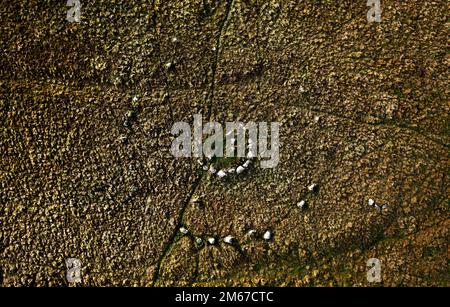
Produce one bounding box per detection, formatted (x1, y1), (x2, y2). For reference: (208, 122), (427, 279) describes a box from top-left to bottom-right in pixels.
(297, 200), (306, 209)
(308, 183), (317, 191)
(236, 166), (245, 174)
(217, 170), (227, 178)
(263, 230), (272, 240)
(207, 237), (216, 245)
(223, 235), (234, 244)
(179, 227), (189, 235)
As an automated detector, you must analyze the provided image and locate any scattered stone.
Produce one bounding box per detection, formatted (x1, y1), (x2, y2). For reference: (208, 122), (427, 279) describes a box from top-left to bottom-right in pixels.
(217, 170), (227, 178)
(263, 230), (272, 240)
(243, 160), (251, 168)
(179, 227), (189, 235)
(300, 85), (305, 93)
(223, 235), (234, 244)
(297, 200), (307, 209)
(207, 237), (216, 245)
(368, 199), (375, 206)
(195, 237), (203, 245)
(165, 62), (173, 70)
(308, 183), (317, 192)
(314, 115), (320, 123)
(236, 166), (245, 174)
(171, 37), (178, 43)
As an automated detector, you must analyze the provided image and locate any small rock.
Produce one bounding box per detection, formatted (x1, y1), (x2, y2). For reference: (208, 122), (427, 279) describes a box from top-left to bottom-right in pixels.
(223, 235), (234, 244)
(308, 183), (317, 192)
(207, 237), (216, 245)
(297, 200), (306, 209)
(263, 230), (272, 240)
(368, 199), (375, 206)
(195, 237), (203, 245)
(165, 62), (173, 69)
(217, 170), (227, 178)
(236, 166), (245, 174)
(179, 227), (189, 235)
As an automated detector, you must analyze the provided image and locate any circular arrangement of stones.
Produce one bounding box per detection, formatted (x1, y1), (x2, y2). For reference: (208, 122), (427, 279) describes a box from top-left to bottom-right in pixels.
(178, 226), (274, 248)
(197, 156), (254, 179)
(196, 130), (257, 179)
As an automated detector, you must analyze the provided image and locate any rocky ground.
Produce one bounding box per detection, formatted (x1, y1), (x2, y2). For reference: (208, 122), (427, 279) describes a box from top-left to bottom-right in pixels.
(0, 0), (448, 286)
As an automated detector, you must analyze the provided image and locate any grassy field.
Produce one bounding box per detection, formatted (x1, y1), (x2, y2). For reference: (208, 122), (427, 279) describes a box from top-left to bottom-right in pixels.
(0, 0), (448, 286)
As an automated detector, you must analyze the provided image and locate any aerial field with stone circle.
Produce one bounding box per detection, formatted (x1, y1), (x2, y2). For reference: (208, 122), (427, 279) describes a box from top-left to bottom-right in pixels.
(0, 0), (448, 286)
